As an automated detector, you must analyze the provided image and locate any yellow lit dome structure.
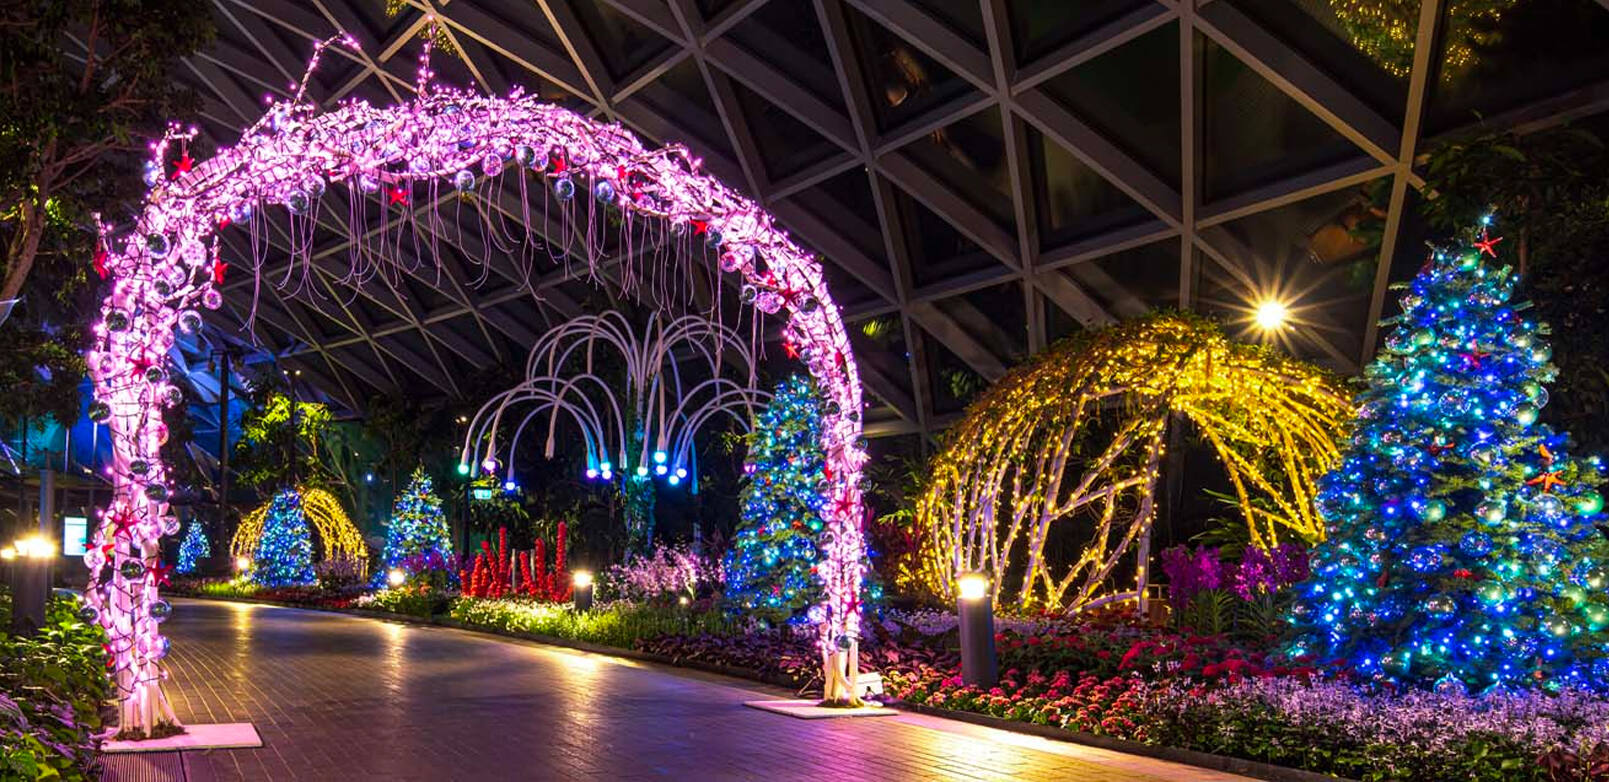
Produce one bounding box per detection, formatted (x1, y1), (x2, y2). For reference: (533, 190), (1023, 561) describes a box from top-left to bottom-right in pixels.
(231, 486), (368, 575)
(904, 314), (1352, 613)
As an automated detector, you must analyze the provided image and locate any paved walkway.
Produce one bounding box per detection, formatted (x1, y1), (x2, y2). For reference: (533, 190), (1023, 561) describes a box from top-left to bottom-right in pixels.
(101, 599), (1249, 781)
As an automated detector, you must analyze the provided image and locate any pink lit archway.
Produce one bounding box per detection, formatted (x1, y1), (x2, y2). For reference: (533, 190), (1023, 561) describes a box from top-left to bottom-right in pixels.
(85, 37), (870, 736)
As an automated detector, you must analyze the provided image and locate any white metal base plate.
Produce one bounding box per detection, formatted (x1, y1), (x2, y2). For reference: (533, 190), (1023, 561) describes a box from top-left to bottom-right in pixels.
(102, 722), (263, 753)
(743, 699), (898, 719)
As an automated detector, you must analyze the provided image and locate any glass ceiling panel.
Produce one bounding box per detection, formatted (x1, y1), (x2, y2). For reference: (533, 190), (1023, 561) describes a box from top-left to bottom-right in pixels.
(846, 5), (978, 134)
(571, 0), (673, 82)
(1427, 0), (1609, 134)
(1201, 33), (1360, 201)
(1227, 0), (1412, 123)
(1008, 0), (1156, 65)
(899, 106), (1014, 231)
(1040, 22), (1181, 185)
(1027, 125), (1152, 250)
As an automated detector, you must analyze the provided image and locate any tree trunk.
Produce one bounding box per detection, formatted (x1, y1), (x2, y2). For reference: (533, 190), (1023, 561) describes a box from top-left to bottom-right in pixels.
(1, 196), (46, 304)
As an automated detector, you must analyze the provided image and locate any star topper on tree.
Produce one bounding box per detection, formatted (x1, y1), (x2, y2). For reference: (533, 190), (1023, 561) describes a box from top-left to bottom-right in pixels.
(1290, 217), (1609, 694)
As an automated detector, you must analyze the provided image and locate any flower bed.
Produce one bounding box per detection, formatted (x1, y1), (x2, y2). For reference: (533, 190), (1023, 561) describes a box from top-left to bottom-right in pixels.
(875, 613), (1609, 782)
(1, 590), (109, 780)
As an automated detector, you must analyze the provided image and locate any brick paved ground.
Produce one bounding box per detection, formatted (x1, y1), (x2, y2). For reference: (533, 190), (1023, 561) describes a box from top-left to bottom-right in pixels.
(102, 599), (1249, 781)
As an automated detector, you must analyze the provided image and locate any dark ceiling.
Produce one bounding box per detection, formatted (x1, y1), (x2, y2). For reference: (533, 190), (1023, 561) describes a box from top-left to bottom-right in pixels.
(160, 0), (1609, 439)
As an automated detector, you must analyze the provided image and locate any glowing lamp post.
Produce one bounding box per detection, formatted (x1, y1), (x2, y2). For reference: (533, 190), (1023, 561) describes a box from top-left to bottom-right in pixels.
(8, 535), (56, 637)
(956, 572), (997, 689)
(572, 570), (594, 612)
(387, 568), (406, 588)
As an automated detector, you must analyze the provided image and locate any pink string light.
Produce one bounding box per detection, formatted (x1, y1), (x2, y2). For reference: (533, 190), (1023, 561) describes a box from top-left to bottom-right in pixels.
(86, 33), (870, 730)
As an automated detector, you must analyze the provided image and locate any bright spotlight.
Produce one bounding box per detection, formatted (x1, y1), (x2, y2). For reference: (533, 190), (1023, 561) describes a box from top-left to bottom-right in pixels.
(956, 572), (990, 601)
(1254, 299), (1289, 332)
(387, 568), (406, 587)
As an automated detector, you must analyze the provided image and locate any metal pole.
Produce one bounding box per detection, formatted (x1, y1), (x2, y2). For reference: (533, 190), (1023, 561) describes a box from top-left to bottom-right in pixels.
(288, 370), (298, 486)
(37, 468), (54, 537)
(218, 351), (231, 522)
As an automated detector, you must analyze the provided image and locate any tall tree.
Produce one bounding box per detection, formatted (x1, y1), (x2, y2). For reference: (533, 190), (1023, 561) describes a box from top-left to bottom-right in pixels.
(0, 1), (212, 425)
(1291, 221), (1609, 693)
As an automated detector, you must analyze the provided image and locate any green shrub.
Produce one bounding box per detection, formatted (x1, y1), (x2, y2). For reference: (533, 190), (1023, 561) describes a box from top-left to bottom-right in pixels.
(449, 598), (743, 649)
(1, 590), (110, 780)
(360, 587), (448, 618)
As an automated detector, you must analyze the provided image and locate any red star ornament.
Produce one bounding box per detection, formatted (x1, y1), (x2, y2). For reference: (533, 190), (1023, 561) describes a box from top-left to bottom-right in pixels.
(151, 561), (174, 587)
(1473, 233), (1503, 258)
(171, 152), (194, 179)
(93, 248), (109, 280)
(109, 510), (137, 539)
(213, 260), (228, 285)
(388, 186), (410, 206)
(1528, 470), (1566, 493)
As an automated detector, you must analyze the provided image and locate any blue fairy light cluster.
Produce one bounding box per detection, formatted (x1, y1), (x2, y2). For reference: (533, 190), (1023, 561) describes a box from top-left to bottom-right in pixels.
(176, 521), (210, 574)
(723, 375), (830, 624)
(1289, 220), (1609, 694)
(375, 467), (454, 587)
(252, 489), (316, 587)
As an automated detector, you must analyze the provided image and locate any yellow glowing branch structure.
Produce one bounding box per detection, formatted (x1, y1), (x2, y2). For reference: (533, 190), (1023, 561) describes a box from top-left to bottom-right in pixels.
(231, 487), (368, 575)
(904, 314), (1352, 613)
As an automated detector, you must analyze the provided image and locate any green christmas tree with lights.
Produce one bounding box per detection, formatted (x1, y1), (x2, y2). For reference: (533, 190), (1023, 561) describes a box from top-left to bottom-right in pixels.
(1290, 219), (1609, 693)
(377, 467), (453, 583)
(724, 376), (829, 624)
(177, 521), (210, 574)
(253, 489), (315, 586)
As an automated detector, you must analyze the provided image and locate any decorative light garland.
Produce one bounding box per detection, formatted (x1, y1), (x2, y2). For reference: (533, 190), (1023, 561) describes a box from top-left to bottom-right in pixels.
(85, 31), (871, 732)
(460, 311), (770, 555)
(230, 486), (367, 575)
(906, 313), (1352, 612)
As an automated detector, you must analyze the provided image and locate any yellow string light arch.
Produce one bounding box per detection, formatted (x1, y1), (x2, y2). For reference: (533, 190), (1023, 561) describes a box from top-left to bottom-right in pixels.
(903, 314), (1352, 613)
(231, 487), (368, 575)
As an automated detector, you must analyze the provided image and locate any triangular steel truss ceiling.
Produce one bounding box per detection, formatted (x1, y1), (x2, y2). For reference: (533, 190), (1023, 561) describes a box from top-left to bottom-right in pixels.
(162, 0), (1609, 439)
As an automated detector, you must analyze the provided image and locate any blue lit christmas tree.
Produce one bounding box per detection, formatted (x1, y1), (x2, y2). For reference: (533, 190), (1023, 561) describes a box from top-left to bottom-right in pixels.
(253, 489), (315, 586)
(177, 521), (210, 574)
(724, 376), (829, 624)
(1290, 220), (1609, 693)
(376, 467), (453, 584)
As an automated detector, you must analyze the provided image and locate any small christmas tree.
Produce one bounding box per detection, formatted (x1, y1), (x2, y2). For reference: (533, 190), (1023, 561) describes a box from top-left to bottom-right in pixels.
(724, 376), (829, 624)
(1291, 219), (1609, 693)
(177, 521), (210, 574)
(378, 467), (453, 584)
(253, 489), (314, 586)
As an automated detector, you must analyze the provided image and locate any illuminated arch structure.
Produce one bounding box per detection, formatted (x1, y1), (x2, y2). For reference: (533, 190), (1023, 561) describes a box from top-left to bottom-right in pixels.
(906, 314), (1352, 613)
(230, 487), (368, 577)
(83, 35), (871, 735)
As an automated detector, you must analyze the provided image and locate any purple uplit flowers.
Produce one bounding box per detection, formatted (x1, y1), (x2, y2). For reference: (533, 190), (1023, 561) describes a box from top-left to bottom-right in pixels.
(1161, 544), (1310, 605)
